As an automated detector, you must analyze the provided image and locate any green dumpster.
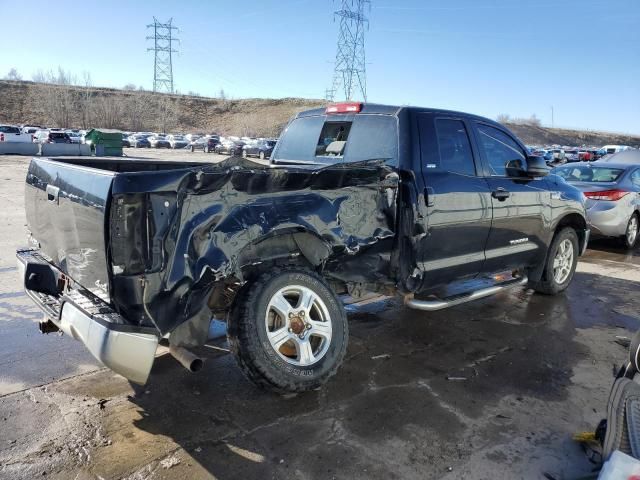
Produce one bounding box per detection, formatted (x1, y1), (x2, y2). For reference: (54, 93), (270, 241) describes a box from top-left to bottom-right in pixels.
(84, 129), (123, 156)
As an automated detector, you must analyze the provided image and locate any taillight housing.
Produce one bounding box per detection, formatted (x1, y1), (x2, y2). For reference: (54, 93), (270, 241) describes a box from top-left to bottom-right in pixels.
(326, 102), (362, 114)
(584, 189), (629, 201)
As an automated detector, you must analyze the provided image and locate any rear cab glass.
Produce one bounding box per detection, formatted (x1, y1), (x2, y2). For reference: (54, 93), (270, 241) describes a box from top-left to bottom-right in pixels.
(272, 114), (398, 166)
(554, 165), (625, 183)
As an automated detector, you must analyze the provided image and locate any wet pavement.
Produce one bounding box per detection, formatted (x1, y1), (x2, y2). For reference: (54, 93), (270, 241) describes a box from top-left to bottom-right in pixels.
(0, 154), (639, 479)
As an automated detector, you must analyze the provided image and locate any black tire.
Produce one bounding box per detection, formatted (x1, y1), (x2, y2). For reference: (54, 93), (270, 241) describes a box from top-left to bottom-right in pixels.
(622, 213), (639, 250)
(259, 151), (265, 160)
(227, 267), (348, 393)
(530, 227), (579, 295)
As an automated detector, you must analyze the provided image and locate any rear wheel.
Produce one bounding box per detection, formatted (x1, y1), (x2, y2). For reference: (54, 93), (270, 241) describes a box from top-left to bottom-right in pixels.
(623, 214), (639, 249)
(227, 268), (348, 393)
(530, 227), (579, 295)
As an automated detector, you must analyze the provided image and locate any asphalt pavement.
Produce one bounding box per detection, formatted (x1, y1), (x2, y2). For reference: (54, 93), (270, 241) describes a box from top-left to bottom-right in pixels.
(1, 152), (639, 480)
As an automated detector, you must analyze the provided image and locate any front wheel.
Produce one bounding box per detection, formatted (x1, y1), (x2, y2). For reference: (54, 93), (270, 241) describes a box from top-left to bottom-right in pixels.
(530, 227), (579, 295)
(227, 268), (348, 393)
(623, 214), (639, 250)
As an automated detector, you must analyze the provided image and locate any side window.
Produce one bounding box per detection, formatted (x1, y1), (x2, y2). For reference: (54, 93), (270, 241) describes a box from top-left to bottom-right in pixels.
(632, 169), (640, 188)
(433, 119), (476, 176)
(476, 124), (526, 176)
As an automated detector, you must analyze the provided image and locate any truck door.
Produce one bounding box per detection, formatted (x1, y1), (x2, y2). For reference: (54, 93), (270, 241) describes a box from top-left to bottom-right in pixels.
(416, 114), (493, 287)
(472, 122), (549, 272)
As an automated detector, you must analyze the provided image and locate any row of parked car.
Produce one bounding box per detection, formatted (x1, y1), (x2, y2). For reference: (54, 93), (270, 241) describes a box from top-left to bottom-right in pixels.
(0, 124), (86, 144)
(527, 145), (636, 166)
(122, 132), (278, 159)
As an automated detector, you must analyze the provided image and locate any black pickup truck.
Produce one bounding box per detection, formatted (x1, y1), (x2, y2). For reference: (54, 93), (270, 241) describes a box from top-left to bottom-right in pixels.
(17, 103), (589, 392)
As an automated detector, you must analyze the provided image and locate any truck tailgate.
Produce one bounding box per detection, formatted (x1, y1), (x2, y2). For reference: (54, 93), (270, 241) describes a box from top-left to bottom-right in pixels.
(25, 158), (114, 299)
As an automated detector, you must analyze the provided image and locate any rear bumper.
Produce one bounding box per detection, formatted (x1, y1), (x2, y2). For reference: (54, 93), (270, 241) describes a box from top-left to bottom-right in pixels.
(16, 249), (159, 384)
(587, 203), (629, 238)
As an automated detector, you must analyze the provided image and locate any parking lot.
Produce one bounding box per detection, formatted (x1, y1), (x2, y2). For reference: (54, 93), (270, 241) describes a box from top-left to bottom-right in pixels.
(0, 151), (639, 480)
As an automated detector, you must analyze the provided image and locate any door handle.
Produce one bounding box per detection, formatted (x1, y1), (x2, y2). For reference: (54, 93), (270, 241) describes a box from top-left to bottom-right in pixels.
(492, 188), (510, 201)
(46, 184), (60, 204)
(424, 187), (435, 207)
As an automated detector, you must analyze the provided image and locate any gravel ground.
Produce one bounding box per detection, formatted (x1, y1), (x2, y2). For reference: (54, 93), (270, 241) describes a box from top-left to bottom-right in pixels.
(0, 151), (639, 480)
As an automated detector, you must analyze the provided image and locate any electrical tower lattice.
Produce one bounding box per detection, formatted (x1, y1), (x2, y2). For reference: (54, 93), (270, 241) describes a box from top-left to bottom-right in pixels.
(146, 17), (179, 93)
(326, 0), (370, 102)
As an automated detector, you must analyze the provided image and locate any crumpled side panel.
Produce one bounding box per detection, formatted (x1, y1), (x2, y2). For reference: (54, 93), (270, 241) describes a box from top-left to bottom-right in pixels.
(110, 159), (399, 335)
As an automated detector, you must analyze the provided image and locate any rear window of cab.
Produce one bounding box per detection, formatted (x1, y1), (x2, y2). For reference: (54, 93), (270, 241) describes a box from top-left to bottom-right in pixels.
(273, 114), (398, 165)
(554, 165), (625, 183)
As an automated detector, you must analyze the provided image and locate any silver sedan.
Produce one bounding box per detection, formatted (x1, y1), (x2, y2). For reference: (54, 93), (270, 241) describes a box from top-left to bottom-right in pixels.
(553, 162), (640, 249)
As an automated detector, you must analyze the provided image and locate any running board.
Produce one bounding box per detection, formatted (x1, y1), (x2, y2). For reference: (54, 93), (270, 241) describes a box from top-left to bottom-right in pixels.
(404, 276), (528, 312)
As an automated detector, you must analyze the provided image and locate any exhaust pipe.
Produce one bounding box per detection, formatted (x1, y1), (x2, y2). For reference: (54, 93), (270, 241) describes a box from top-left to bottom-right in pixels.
(169, 345), (204, 372)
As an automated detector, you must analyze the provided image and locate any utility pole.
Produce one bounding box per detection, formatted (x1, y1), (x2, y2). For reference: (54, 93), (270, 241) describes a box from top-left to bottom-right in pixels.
(146, 17), (179, 93)
(327, 0), (370, 102)
(551, 105), (554, 128)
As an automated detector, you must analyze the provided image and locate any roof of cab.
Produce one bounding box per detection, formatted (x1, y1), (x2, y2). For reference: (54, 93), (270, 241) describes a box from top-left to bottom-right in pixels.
(296, 102), (500, 126)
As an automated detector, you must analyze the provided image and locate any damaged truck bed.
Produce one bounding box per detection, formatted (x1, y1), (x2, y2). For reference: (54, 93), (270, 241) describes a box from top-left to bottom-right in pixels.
(17, 103), (588, 392)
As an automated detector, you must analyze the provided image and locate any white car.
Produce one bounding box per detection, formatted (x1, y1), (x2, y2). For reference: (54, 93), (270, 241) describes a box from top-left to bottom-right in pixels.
(166, 134), (189, 149)
(0, 125), (32, 143)
(65, 130), (82, 144)
(602, 145), (634, 155)
(21, 125), (41, 136)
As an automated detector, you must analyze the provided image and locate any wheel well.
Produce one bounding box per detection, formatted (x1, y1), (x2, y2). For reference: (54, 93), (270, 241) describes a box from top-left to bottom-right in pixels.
(555, 213), (588, 251)
(236, 231), (332, 282)
(529, 213), (588, 283)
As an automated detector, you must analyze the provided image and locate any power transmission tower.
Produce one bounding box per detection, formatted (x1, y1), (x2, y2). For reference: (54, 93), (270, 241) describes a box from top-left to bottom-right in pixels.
(146, 17), (179, 93)
(327, 0), (370, 102)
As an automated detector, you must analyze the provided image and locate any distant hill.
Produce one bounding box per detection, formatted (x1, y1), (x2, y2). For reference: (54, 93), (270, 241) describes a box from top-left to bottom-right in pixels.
(504, 123), (640, 148)
(0, 79), (638, 146)
(0, 80), (323, 137)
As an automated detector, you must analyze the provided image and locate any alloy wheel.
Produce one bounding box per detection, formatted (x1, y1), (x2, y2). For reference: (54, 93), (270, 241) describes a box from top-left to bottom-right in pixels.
(265, 285), (332, 367)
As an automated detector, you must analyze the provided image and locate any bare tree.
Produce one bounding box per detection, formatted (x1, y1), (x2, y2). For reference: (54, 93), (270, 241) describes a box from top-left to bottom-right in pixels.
(32, 70), (46, 83)
(92, 94), (123, 129)
(35, 83), (76, 127)
(239, 112), (260, 137)
(496, 114), (511, 124)
(5, 68), (22, 80)
(125, 92), (152, 131)
(156, 95), (178, 134)
(78, 72), (93, 129)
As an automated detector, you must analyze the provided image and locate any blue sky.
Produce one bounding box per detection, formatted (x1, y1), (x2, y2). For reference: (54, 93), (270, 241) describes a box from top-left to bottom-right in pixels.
(1, 0), (638, 133)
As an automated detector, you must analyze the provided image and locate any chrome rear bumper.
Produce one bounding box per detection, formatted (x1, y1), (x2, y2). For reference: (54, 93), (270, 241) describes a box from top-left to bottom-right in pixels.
(17, 249), (159, 384)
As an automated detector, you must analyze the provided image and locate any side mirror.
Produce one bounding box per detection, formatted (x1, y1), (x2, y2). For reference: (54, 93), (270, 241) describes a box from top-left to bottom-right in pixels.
(526, 155), (550, 178)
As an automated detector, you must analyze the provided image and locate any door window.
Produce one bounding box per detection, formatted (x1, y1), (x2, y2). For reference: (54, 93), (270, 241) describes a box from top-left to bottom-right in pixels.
(476, 124), (526, 176)
(433, 119), (476, 176)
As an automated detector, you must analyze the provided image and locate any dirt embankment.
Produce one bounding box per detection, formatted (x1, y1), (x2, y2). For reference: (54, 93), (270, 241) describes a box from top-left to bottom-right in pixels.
(0, 80), (323, 137)
(505, 123), (640, 148)
(1, 79), (638, 145)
